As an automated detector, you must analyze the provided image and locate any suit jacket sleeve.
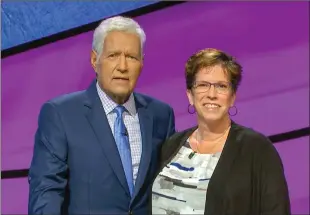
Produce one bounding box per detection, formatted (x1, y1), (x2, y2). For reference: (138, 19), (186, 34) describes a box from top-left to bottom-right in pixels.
(28, 102), (68, 214)
(260, 139), (291, 215)
(166, 107), (176, 139)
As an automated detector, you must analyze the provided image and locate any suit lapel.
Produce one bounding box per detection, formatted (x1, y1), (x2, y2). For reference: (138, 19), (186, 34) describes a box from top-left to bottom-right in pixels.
(84, 80), (130, 197)
(205, 122), (243, 214)
(131, 94), (153, 201)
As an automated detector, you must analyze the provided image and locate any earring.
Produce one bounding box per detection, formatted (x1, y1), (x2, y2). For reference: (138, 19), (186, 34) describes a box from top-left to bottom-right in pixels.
(229, 105), (238, 116)
(188, 104), (196, 114)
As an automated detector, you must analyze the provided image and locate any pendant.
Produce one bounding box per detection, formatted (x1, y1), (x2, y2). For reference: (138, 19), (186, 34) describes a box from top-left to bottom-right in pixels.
(188, 151), (196, 159)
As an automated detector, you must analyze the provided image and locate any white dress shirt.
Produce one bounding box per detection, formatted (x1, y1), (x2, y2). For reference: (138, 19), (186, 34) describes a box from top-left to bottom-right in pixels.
(96, 82), (142, 183)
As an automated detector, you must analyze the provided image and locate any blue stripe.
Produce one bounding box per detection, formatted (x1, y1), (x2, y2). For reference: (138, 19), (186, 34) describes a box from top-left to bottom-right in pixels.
(170, 162), (195, 172)
(199, 178), (211, 181)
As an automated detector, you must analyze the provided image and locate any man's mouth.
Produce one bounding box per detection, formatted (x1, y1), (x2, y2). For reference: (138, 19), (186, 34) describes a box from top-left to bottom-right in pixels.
(113, 77), (129, 81)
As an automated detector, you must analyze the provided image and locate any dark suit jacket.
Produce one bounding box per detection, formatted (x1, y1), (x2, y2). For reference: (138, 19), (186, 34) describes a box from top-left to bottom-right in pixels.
(28, 80), (175, 215)
(152, 121), (291, 215)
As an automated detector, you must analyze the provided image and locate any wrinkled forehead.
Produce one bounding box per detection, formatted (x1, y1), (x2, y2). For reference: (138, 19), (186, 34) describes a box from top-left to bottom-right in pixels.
(103, 31), (141, 54)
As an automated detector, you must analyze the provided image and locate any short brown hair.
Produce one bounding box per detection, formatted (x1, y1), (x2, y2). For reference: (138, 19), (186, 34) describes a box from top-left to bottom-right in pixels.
(185, 48), (242, 92)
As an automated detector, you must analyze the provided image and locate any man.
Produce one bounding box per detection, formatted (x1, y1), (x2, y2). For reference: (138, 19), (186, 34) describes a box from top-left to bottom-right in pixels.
(28, 16), (175, 215)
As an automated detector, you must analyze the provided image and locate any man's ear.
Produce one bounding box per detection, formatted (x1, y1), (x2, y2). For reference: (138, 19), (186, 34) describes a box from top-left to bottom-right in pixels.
(140, 53), (145, 68)
(90, 50), (98, 71)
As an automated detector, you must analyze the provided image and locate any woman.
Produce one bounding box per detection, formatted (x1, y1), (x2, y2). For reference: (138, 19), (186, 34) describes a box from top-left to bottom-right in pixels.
(151, 48), (291, 215)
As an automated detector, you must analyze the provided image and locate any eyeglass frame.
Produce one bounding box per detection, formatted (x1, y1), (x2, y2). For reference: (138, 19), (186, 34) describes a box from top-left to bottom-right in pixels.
(192, 80), (233, 94)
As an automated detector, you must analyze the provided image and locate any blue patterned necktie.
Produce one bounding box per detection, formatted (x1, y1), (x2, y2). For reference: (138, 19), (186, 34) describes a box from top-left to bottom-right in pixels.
(114, 105), (134, 197)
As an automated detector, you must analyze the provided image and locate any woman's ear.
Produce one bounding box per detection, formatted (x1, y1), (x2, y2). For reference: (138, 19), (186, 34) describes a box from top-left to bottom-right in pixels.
(186, 89), (194, 105)
(230, 92), (236, 107)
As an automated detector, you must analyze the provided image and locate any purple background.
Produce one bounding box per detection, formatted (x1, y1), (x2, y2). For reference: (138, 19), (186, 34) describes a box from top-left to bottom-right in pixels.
(2, 2), (309, 214)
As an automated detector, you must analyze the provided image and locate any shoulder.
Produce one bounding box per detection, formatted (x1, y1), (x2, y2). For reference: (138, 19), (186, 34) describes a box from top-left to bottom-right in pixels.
(134, 92), (174, 120)
(162, 127), (196, 151)
(235, 123), (271, 143)
(134, 92), (173, 110)
(158, 126), (196, 165)
(47, 90), (87, 107)
(38, 90), (87, 117)
(233, 123), (286, 172)
(233, 122), (276, 154)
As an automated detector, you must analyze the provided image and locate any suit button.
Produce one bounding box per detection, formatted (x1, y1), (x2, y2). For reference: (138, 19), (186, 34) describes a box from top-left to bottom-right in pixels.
(128, 210), (133, 215)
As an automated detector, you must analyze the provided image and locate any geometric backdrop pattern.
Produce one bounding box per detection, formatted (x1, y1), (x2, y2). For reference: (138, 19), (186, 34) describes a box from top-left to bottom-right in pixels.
(1, 1), (157, 49)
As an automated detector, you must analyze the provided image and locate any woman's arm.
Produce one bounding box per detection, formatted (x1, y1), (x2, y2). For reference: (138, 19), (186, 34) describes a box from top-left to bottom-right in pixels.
(259, 139), (291, 215)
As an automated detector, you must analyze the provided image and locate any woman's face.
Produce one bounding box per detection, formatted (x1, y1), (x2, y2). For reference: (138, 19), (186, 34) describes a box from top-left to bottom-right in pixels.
(187, 65), (236, 123)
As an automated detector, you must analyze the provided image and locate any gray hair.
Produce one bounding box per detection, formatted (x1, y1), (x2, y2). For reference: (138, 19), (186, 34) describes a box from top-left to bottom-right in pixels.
(92, 16), (146, 62)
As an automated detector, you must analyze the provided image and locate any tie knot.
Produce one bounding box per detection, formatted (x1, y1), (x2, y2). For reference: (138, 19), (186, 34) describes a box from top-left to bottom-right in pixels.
(114, 105), (126, 117)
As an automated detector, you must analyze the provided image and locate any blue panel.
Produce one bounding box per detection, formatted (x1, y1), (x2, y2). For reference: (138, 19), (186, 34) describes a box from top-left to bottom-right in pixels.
(1, 1), (157, 50)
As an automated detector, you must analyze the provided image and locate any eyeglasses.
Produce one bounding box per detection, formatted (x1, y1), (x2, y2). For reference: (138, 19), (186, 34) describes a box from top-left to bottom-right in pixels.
(193, 81), (231, 94)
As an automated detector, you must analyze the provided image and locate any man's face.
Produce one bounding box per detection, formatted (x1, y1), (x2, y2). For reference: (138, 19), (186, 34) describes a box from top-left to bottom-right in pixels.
(91, 30), (143, 103)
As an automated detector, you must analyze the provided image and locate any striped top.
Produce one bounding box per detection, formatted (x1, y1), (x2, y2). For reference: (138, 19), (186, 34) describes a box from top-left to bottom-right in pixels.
(152, 140), (221, 214)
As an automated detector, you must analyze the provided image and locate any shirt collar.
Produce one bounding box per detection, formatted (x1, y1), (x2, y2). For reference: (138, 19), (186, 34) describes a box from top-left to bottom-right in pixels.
(96, 82), (137, 116)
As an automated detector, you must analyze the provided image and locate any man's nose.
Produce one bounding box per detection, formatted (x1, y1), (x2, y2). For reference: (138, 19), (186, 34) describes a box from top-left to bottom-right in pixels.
(117, 54), (128, 72)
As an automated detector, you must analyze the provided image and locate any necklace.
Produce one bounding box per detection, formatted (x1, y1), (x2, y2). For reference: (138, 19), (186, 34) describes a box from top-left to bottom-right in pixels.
(188, 125), (231, 159)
